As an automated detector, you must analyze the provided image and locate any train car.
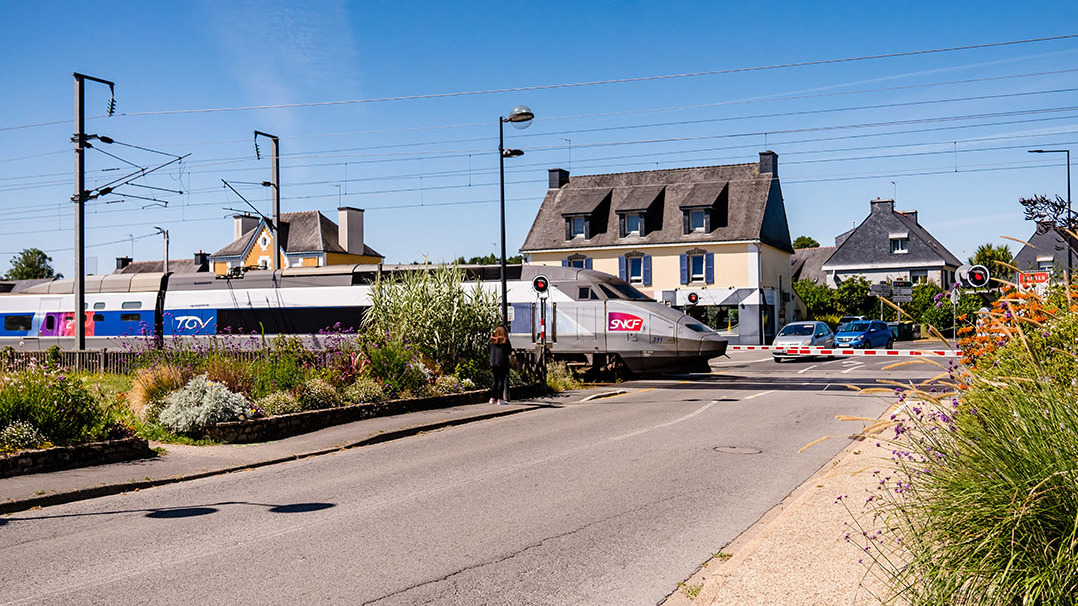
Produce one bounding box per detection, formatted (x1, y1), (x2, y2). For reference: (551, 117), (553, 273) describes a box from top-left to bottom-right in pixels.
(0, 264), (726, 375)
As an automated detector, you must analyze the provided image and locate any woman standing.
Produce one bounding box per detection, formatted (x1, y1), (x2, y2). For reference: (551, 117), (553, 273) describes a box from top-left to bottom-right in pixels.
(489, 325), (512, 404)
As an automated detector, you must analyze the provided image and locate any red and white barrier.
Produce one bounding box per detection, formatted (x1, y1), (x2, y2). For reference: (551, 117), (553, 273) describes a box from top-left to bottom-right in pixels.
(729, 345), (961, 357)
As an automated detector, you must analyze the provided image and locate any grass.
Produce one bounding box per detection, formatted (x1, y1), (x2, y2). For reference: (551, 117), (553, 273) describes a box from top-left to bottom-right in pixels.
(677, 582), (703, 600)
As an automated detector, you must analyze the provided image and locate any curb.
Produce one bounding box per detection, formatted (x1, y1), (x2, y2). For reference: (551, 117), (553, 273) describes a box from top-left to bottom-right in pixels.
(0, 405), (539, 516)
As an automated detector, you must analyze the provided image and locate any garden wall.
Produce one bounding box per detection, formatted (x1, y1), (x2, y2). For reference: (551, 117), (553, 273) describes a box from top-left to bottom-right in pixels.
(205, 382), (550, 444)
(0, 437), (155, 479)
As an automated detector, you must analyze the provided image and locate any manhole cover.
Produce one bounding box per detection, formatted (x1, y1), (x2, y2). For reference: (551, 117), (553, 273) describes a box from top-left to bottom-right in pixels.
(713, 446), (762, 455)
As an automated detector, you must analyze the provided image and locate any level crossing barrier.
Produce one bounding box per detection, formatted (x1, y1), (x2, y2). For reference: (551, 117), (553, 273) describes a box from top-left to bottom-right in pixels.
(728, 345), (961, 357)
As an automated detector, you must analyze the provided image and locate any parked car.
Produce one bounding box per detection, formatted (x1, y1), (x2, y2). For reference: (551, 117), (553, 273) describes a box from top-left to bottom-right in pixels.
(835, 315), (866, 333)
(772, 321), (835, 362)
(834, 320), (893, 349)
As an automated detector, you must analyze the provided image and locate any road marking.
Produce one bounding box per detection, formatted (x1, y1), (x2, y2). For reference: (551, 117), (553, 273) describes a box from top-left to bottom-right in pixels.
(743, 390), (776, 400)
(577, 387), (655, 402)
(710, 356), (772, 367)
(610, 400), (717, 441)
(797, 365), (818, 374)
(841, 363), (865, 374)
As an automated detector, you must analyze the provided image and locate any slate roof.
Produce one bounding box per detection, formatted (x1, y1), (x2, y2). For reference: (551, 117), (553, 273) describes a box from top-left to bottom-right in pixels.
(521, 158), (792, 253)
(1012, 222), (1078, 271)
(822, 199), (961, 271)
(114, 260), (202, 274)
(791, 247), (835, 284)
(211, 211), (382, 260)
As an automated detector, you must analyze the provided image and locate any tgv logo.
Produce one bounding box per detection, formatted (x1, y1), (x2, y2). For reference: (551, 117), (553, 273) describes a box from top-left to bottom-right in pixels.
(174, 315), (212, 332)
(608, 312), (643, 332)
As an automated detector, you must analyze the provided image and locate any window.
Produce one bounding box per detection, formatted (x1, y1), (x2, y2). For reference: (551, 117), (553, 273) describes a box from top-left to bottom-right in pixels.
(93, 313), (104, 322)
(121, 301), (142, 310)
(568, 258), (585, 269)
(4, 315), (32, 331)
(689, 209), (707, 232)
(910, 270), (928, 284)
(689, 254), (705, 282)
(577, 287), (598, 300)
(45, 316), (55, 331)
(628, 257), (643, 284)
(624, 213), (643, 236)
(610, 283), (652, 300)
(93, 302), (105, 310)
(570, 216), (587, 239)
(1038, 260), (1053, 271)
(121, 313), (141, 322)
(891, 237), (909, 254)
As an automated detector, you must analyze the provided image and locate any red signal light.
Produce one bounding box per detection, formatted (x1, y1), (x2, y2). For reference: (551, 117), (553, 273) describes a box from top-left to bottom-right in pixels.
(532, 275), (549, 294)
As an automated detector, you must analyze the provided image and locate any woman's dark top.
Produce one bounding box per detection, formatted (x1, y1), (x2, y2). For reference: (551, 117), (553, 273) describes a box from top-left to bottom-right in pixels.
(489, 338), (512, 368)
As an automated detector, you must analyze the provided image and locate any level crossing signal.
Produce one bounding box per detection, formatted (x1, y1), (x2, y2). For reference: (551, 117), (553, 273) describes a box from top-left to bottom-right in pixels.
(532, 275), (549, 295)
(958, 264), (990, 288)
(687, 292), (699, 305)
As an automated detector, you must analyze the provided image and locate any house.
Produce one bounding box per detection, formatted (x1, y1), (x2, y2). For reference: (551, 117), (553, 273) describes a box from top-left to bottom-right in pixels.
(209, 207), (383, 275)
(520, 151), (794, 345)
(791, 246), (835, 284)
(821, 198), (961, 288)
(113, 252), (211, 274)
(1011, 221), (1078, 278)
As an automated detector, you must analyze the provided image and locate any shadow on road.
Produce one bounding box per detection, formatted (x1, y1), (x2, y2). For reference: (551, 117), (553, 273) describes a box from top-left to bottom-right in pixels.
(1, 500), (336, 524)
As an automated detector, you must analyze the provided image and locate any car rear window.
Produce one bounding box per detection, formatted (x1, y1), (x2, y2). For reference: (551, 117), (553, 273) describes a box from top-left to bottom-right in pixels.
(779, 324), (813, 336)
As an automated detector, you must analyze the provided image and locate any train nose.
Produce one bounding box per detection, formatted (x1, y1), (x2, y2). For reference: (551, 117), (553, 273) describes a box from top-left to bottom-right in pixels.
(699, 334), (728, 357)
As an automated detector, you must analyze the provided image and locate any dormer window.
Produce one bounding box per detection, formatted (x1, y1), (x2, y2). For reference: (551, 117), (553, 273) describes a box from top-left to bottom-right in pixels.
(567, 216), (588, 239)
(890, 237), (909, 254)
(625, 213), (643, 236)
(689, 209), (707, 232)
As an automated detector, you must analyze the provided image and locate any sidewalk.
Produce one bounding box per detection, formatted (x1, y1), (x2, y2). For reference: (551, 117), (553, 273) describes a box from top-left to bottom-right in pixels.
(0, 399), (547, 515)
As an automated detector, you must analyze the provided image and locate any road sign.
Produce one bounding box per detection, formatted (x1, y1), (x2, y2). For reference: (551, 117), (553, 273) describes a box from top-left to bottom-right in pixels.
(893, 295), (913, 303)
(1019, 272), (1050, 287)
(869, 283), (891, 297)
(891, 280), (913, 299)
(950, 289), (961, 304)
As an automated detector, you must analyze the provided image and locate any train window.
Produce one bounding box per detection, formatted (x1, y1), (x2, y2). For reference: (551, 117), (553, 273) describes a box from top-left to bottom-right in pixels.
(121, 314), (140, 322)
(45, 316), (55, 330)
(121, 301), (142, 309)
(609, 283), (652, 301)
(598, 284), (620, 299)
(93, 302), (106, 310)
(577, 287), (598, 300)
(685, 323), (711, 333)
(93, 314), (104, 322)
(4, 315), (32, 331)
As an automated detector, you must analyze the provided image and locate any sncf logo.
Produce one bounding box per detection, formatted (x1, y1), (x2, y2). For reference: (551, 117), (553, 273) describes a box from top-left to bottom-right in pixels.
(608, 312), (644, 332)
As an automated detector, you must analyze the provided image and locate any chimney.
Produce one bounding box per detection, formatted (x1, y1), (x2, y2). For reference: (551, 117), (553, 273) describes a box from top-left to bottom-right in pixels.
(870, 197), (895, 213)
(193, 251), (209, 272)
(233, 214), (259, 240)
(900, 210), (918, 224)
(115, 256), (133, 271)
(759, 151), (778, 176)
(548, 168), (570, 189)
(338, 207), (364, 255)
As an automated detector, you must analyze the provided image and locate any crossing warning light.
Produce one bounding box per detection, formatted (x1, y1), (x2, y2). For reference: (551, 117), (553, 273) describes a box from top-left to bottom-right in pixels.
(965, 265), (990, 288)
(532, 275), (549, 295)
(687, 292), (699, 305)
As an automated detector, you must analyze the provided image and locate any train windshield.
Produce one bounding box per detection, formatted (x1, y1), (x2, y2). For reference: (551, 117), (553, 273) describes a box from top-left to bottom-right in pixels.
(607, 283), (652, 301)
(685, 323), (712, 333)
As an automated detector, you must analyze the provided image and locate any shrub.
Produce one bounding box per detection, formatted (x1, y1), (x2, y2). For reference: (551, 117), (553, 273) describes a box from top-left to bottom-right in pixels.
(342, 377), (387, 404)
(296, 378), (343, 410)
(545, 361), (582, 392)
(0, 364), (107, 444)
(256, 391), (304, 416)
(203, 356), (255, 396)
(158, 375), (250, 434)
(252, 355), (308, 400)
(432, 374), (469, 395)
(127, 364), (190, 423)
(454, 358), (492, 388)
(360, 335), (427, 398)
(0, 420), (51, 451)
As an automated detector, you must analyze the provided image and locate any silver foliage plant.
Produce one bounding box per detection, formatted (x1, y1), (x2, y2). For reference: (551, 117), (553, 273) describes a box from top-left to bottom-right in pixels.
(158, 375), (251, 434)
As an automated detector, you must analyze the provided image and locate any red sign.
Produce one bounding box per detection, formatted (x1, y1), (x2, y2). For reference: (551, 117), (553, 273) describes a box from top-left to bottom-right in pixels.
(1019, 272), (1050, 287)
(608, 312), (644, 332)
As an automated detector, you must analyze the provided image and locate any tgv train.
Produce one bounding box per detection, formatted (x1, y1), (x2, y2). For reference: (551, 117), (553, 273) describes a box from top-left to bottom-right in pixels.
(0, 264), (727, 375)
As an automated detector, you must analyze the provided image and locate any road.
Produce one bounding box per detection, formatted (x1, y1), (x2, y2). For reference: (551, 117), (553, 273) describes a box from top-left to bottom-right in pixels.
(0, 350), (938, 606)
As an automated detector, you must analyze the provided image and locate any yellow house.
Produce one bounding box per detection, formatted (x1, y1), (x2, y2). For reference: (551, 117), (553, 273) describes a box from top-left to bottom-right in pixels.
(210, 207), (383, 275)
(520, 152), (794, 344)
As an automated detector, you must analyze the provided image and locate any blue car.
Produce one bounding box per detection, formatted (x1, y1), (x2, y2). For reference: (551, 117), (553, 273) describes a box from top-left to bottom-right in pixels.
(834, 320), (893, 349)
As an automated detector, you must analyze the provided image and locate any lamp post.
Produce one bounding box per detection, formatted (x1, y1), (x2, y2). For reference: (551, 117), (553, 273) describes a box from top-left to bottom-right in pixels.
(1029, 149), (1072, 272)
(498, 105), (534, 326)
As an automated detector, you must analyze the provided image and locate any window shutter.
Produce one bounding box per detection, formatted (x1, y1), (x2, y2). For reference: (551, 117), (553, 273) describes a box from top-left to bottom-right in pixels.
(679, 254), (689, 285)
(618, 214), (625, 237)
(639, 215), (646, 237)
(705, 253), (714, 284)
(565, 219), (571, 241)
(584, 217), (591, 239)
(643, 255), (652, 286)
(704, 211), (711, 232)
(618, 256), (627, 280)
(561, 259), (569, 267)
(683, 211), (690, 235)
(585, 258), (593, 270)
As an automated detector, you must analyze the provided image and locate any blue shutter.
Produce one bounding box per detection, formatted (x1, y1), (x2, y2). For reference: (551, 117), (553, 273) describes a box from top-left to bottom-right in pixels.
(585, 258), (593, 270)
(561, 259), (568, 267)
(618, 256), (627, 280)
(679, 254), (689, 285)
(643, 255), (652, 286)
(705, 253), (714, 284)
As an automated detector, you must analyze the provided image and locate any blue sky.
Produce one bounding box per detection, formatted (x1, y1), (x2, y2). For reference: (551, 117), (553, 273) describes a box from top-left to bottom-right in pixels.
(1, 1), (1076, 275)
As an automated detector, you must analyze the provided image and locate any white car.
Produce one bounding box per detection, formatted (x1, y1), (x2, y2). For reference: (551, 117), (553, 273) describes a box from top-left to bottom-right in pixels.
(772, 321), (835, 362)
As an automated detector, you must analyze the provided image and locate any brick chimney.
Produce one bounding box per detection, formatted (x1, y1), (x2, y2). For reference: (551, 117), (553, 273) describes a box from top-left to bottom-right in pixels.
(233, 214), (259, 240)
(759, 151), (778, 176)
(337, 207), (364, 255)
(548, 168), (570, 189)
(899, 210), (918, 224)
(193, 251), (209, 272)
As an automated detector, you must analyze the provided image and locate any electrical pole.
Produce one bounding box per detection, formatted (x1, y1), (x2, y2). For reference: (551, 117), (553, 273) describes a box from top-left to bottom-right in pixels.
(155, 227), (169, 273)
(73, 73), (114, 351)
(255, 131), (280, 271)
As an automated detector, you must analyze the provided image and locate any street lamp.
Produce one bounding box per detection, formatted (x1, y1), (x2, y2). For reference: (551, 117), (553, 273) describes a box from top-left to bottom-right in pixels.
(1029, 149), (1072, 272)
(499, 105), (534, 326)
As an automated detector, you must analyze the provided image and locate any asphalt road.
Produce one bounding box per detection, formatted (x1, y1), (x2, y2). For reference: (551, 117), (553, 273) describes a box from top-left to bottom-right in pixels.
(0, 350), (937, 606)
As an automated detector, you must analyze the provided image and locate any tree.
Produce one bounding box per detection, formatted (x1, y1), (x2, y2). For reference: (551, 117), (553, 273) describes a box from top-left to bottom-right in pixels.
(792, 235), (820, 249)
(1019, 194), (1073, 231)
(793, 279), (833, 319)
(833, 276), (875, 317)
(4, 248), (61, 280)
(969, 243), (1013, 275)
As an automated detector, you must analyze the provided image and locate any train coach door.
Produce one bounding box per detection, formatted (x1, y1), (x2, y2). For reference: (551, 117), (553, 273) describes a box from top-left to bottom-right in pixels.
(649, 314), (675, 347)
(34, 297), (63, 347)
(576, 305), (598, 341)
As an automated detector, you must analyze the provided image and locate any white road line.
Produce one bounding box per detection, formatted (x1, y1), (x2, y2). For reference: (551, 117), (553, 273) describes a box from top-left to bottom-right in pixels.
(743, 390), (776, 400)
(841, 363), (865, 374)
(797, 364), (818, 374)
(610, 400), (717, 441)
(710, 356), (772, 367)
